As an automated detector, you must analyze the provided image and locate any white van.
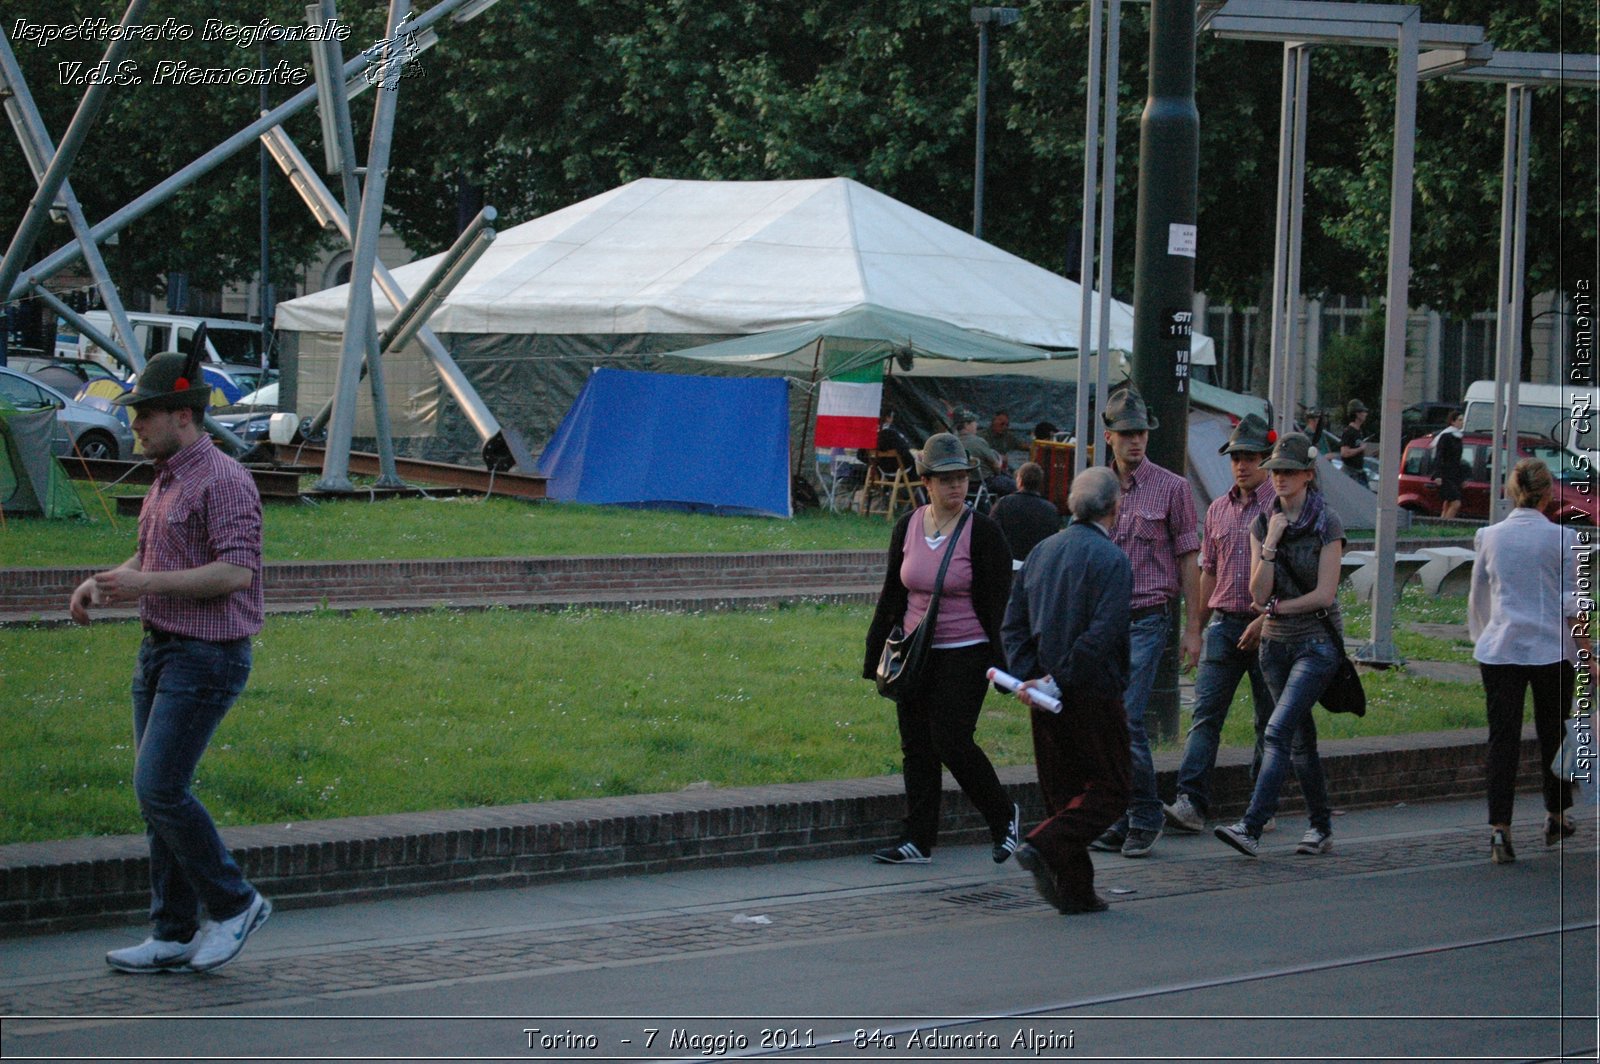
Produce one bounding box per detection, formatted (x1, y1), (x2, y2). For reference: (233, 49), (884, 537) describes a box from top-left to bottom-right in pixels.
(56, 311), (270, 374)
(1461, 380), (1599, 471)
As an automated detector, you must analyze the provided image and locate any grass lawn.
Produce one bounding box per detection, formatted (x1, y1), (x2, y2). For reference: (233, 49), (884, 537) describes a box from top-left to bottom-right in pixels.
(4, 496), (900, 568)
(2, 590), (1485, 845)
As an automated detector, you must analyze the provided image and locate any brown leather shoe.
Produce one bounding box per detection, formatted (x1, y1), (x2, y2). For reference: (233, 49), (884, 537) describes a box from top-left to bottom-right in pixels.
(1061, 892), (1110, 914)
(1014, 844), (1068, 913)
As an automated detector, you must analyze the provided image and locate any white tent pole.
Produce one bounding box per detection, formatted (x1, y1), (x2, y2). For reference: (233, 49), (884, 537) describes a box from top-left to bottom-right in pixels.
(1074, 0), (1104, 476)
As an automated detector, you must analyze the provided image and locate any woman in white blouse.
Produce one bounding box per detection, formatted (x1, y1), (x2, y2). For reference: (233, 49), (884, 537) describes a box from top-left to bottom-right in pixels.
(1468, 459), (1588, 863)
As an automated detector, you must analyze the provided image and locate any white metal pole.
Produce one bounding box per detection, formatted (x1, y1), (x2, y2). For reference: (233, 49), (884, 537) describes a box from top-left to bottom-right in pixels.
(1282, 46), (1310, 429)
(1361, 13), (1420, 667)
(1267, 43), (1296, 432)
(1093, 0), (1123, 422)
(1489, 84), (1519, 524)
(1074, 0), (1104, 476)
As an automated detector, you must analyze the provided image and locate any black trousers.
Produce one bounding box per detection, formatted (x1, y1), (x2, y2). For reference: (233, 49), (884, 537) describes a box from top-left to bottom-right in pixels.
(1481, 661), (1574, 826)
(894, 643), (1013, 853)
(1030, 691), (1130, 902)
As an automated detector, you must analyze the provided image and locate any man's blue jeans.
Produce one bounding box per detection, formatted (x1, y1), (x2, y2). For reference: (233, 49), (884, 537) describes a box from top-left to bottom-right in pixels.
(1112, 612), (1170, 834)
(131, 634), (256, 941)
(1242, 636), (1336, 835)
(1174, 611), (1274, 816)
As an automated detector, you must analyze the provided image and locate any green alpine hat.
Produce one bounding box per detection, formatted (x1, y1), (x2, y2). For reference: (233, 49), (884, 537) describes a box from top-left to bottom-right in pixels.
(1261, 431), (1318, 472)
(1102, 387), (1159, 432)
(917, 432), (978, 475)
(1219, 413), (1276, 455)
(112, 349), (210, 411)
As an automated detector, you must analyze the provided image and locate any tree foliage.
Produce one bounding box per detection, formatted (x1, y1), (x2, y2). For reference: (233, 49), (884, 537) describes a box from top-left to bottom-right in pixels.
(2, 0), (1592, 341)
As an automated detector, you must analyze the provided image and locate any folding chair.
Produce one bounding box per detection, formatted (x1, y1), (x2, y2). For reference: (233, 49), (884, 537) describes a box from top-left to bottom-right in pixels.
(860, 449), (923, 521)
(814, 447), (863, 512)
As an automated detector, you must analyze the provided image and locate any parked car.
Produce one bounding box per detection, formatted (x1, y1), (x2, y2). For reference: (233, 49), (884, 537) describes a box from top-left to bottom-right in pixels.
(1398, 431), (1595, 524)
(8, 354), (126, 395)
(0, 365), (135, 460)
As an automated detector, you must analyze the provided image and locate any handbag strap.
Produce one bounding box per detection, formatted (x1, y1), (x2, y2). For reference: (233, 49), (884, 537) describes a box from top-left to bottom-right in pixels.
(1269, 546), (1347, 654)
(917, 507), (972, 635)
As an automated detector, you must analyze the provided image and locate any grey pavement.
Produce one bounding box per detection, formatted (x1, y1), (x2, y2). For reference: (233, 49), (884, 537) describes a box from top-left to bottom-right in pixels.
(3, 794), (1596, 1063)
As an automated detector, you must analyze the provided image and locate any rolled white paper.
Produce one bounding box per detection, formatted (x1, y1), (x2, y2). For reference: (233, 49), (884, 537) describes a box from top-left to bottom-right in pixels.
(987, 667), (1062, 714)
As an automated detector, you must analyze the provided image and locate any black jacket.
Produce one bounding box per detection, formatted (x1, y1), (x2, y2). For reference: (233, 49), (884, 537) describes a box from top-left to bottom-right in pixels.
(863, 507), (1013, 679)
(1001, 520), (1131, 695)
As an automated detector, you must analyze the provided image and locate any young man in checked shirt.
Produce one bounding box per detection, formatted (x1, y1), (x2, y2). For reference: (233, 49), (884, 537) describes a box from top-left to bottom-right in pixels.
(69, 350), (272, 974)
(1088, 387), (1202, 859)
(1163, 413), (1309, 834)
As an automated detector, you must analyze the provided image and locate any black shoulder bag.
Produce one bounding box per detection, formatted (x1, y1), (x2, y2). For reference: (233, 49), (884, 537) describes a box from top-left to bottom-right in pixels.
(1272, 545), (1366, 717)
(875, 509), (972, 701)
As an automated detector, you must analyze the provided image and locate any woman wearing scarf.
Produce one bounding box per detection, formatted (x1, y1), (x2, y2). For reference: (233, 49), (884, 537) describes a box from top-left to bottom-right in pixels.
(1215, 432), (1340, 858)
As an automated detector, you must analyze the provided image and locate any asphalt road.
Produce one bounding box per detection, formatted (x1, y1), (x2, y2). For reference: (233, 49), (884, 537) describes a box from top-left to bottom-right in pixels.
(3, 795), (1595, 1063)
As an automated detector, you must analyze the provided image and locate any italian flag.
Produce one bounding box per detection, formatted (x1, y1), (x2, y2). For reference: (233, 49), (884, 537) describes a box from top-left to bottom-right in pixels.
(814, 359), (883, 449)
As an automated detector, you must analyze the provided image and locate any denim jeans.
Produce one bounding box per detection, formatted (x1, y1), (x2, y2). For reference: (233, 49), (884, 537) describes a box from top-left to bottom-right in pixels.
(131, 634), (256, 940)
(1242, 636), (1335, 835)
(1110, 612), (1170, 834)
(1174, 611), (1274, 815)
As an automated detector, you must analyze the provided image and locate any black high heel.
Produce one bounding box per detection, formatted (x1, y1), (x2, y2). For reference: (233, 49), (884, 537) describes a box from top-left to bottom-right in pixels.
(1545, 816), (1575, 846)
(1490, 829), (1516, 864)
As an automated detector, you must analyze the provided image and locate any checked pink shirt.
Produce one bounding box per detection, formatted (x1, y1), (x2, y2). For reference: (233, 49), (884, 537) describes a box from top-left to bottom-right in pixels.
(1110, 458), (1200, 610)
(137, 434), (264, 641)
(1200, 477), (1276, 613)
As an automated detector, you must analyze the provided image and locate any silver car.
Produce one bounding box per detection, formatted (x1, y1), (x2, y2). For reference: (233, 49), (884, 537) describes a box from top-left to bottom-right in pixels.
(0, 365), (135, 460)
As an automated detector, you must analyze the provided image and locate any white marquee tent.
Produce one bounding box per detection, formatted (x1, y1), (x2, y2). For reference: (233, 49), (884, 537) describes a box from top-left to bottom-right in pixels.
(274, 177), (1212, 457)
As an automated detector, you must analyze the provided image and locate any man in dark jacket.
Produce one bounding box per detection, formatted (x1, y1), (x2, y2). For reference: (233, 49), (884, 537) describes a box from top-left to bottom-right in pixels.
(990, 461), (1062, 564)
(1001, 465), (1132, 914)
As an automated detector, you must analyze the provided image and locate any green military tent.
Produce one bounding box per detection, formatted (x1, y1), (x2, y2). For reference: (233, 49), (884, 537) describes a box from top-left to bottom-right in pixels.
(1, 400), (87, 519)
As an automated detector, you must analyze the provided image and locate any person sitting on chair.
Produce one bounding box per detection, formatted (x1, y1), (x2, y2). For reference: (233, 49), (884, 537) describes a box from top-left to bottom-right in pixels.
(955, 409), (1016, 499)
(990, 462), (1062, 565)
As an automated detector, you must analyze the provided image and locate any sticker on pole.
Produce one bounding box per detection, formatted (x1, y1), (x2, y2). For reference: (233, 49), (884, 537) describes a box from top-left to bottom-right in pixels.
(1165, 308), (1193, 395)
(1167, 223), (1197, 258)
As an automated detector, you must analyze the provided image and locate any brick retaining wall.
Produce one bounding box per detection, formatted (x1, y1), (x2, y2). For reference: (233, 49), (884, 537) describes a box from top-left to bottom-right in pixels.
(0, 728), (1543, 934)
(0, 551), (886, 619)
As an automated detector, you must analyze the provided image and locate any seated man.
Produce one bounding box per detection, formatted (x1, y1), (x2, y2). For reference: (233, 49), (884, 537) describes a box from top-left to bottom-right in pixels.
(990, 462), (1062, 564)
(955, 409), (1016, 499)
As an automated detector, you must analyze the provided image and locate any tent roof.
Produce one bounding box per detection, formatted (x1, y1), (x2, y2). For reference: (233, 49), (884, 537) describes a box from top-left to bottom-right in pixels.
(276, 177), (1211, 362)
(666, 303), (1068, 378)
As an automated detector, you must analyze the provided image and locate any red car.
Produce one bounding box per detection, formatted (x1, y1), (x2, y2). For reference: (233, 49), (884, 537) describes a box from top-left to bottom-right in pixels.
(1398, 432), (1595, 524)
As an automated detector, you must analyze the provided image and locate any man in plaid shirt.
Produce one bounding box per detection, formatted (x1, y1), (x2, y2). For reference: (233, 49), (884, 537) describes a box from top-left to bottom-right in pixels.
(1089, 387), (1201, 858)
(69, 350), (271, 975)
(1163, 414), (1283, 833)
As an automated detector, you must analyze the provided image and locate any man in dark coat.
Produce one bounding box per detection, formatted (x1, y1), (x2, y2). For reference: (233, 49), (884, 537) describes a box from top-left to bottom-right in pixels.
(1001, 465), (1132, 914)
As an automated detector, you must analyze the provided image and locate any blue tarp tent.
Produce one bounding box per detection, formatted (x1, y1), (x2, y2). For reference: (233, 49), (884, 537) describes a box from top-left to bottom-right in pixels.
(537, 368), (792, 517)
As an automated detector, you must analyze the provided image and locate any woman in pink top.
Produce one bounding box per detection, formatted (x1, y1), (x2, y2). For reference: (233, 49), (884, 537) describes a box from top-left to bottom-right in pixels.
(863, 433), (1021, 865)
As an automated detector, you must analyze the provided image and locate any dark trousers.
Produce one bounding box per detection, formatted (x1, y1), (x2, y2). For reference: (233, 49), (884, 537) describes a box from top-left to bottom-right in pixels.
(1028, 692), (1131, 902)
(894, 644), (1013, 853)
(1481, 661), (1574, 826)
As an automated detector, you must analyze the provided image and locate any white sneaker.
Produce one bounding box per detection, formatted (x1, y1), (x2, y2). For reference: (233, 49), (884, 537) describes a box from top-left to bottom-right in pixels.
(106, 930), (204, 973)
(189, 892), (271, 972)
(1214, 821), (1260, 858)
(1296, 827), (1333, 855)
(1163, 794), (1205, 833)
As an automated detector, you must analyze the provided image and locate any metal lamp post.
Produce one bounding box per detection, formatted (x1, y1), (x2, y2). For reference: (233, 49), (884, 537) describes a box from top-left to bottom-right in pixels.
(971, 6), (1020, 240)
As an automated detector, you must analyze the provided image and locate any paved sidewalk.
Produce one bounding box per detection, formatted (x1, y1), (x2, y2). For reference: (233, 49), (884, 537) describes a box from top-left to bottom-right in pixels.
(3, 794), (1594, 1063)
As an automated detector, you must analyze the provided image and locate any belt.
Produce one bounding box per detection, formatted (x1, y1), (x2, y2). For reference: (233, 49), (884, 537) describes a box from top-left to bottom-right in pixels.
(1217, 608), (1257, 620)
(1129, 601), (1171, 621)
(142, 624), (184, 643)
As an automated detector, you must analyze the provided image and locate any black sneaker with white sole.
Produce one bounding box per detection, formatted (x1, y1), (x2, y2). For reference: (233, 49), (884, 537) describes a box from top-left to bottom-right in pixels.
(993, 803), (1022, 863)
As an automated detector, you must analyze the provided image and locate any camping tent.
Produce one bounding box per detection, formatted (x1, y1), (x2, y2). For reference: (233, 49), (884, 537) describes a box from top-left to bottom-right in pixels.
(274, 177), (1212, 464)
(537, 369), (792, 517)
(1, 402), (87, 518)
